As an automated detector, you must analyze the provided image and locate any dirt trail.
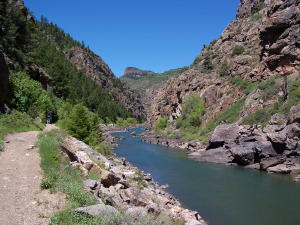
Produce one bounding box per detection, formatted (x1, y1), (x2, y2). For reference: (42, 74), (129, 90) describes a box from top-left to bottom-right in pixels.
(0, 127), (64, 225)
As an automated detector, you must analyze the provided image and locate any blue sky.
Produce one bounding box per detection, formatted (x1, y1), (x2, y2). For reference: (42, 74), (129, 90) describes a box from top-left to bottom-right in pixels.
(24, 0), (240, 77)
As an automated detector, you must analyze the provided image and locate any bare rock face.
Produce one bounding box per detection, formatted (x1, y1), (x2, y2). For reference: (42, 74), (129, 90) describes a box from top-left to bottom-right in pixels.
(27, 64), (52, 89)
(0, 51), (9, 113)
(260, 0), (300, 75)
(149, 69), (244, 127)
(237, 0), (266, 19)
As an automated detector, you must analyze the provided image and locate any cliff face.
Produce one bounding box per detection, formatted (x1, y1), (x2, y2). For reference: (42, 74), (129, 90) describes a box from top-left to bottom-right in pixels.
(149, 0), (300, 127)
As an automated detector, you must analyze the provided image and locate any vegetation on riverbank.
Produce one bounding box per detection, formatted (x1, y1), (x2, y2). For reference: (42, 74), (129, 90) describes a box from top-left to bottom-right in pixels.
(154, 74), (300, 143)
(38, 129), (185, 225)
(0, 110), (44, 151)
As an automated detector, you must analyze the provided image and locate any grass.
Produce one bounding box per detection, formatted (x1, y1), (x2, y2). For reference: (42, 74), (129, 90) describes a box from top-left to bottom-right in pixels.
(157, 99), (245, 143)
(251, 13), (263, 21)
(232, 45), (245, 56)
(38, 130), (98, 224)
(0, 110), (44, 151)
(51, 211), (184, 225)
(132, 170), (148, 189)
(39, 129), (183, 225)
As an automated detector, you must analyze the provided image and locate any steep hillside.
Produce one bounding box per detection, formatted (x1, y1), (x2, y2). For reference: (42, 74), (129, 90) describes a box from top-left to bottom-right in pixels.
(149, 0), (300, 135)
(0, 0), (145, 121)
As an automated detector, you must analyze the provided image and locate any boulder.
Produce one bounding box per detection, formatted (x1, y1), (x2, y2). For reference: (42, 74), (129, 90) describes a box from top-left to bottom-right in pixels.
(74, 204), (119, 217)
(263, 124), (285, 133)
(207, 124), (240, 149)
(101, 172), (121, 188)
(269, 113), (286, 125)
(245, 163), (261, 170)
(126, 206), (148, 219)
(284, 123), (300, 139)
(189, 147), (234, 164)
(230, 146), (256, 165)
(267, 164), (292, 174)
(83, 179), (99, 190)
(260, 157), (286, 170)
(288, 104), (300, 124)
(0, 52), (9, 113)
(255, 140), (277, 157)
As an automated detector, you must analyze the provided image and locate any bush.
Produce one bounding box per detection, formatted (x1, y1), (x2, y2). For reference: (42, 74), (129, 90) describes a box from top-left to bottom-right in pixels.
(155, 117), (168, 131)
(232, 45), (245, 56)
(202, 55), (213, 72)
(10, 72), (56, 121)
(219, 60), (230, 77)
(177, 94), (205, 128)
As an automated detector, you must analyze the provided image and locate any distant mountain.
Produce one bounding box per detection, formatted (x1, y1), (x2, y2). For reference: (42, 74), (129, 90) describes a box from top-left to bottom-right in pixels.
(121, 66), (189, 114)
(122, 67), (157, 80)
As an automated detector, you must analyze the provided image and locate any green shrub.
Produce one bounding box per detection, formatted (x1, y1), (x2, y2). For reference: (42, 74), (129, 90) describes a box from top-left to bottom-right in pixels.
(155, 117), (168, 131)
(219, 60), (230, 77)
(64, 104), (100, 143)
(251, 13), (263, 21)
(177, 94), (205, 128)
(10, 72), (56, 121)
(232, 45), (245, 56)
(199, 99), (245, 136)
(116, 117), (138, 127)
(202, 55), (213, 72)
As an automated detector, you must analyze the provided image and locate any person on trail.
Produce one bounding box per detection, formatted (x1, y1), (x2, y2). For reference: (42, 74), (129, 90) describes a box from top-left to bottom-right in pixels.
(46, 110), (53, 124)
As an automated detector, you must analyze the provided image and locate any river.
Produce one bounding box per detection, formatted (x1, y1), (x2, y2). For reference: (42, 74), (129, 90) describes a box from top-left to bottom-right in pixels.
(112, 127), (300, 225)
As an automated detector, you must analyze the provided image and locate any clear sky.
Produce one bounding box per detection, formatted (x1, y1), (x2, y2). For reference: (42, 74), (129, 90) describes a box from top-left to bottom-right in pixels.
(24, 0), (240, 77)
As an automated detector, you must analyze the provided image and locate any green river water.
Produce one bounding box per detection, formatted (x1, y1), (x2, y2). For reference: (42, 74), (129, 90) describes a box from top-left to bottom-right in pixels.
(113, 127), (300, 225)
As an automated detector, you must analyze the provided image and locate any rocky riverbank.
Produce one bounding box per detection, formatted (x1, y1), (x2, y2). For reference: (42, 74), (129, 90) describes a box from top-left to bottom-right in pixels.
(60, 128), (207, 225)
(142, 105), (300, 182)
(141, 130), (204, 152)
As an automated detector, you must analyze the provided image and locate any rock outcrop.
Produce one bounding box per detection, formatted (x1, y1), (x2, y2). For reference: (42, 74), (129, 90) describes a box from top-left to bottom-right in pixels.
(0, 52), (10, 113)
(149, 0), (300, 128)
(189, 105), (300, 177)
(60, 132), (207, 225)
